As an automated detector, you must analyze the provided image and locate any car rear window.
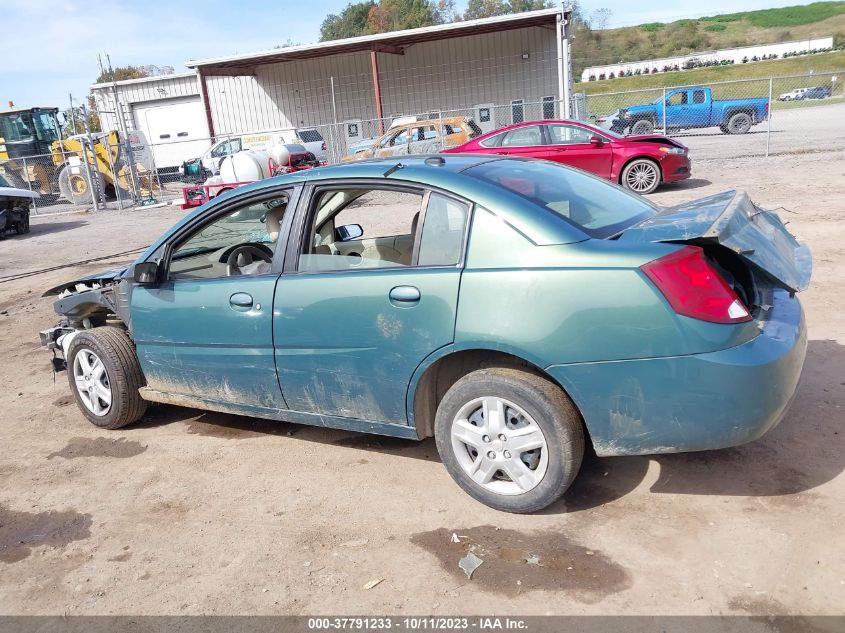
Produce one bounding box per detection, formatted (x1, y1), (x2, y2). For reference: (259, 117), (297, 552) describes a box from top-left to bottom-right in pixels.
(464, 159), (658, 239)
(297, 129), (324, 143)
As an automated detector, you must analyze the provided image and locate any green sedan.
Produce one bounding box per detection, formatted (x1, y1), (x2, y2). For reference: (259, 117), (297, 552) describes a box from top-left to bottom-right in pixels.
(40, 155), (811, 513)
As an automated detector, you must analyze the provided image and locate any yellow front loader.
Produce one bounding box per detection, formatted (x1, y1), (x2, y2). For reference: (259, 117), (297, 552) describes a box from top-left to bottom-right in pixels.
(0, 106), (158, 205)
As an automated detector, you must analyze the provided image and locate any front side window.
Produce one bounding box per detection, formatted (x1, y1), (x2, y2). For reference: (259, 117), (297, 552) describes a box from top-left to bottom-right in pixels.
(299, 188), (424, 272)
(169, 194), (290, 280)
(465, 159), (657, 239)
(668, 92), (688, 106)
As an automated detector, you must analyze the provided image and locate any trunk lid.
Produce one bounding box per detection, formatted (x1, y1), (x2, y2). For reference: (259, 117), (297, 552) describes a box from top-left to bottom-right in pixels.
(618, 189), (811, 293)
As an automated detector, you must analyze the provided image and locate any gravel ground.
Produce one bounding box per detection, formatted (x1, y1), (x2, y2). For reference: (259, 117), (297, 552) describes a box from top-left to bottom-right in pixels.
(0, 150), (842, 616)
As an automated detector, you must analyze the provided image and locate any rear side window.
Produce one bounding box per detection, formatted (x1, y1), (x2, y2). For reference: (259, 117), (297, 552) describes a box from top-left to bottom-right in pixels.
(418, 193), (469, 266)
(297, 129), (323, 143)
(465, 160), (657, 239)
(693, 90), (706, 104)
(500, 126), (543, 147)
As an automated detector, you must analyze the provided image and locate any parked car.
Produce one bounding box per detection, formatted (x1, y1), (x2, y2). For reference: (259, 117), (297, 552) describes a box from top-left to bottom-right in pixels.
(346, 115), (423, 155)
(443, 119), (690, 194)
(608, 87), (769, 135)
(40, 156), (810, 513)
(342, 116), (482, 161)
(801, 85), (833, 100)
(779, 88), (808, 101)
(0, 174), (36, 236)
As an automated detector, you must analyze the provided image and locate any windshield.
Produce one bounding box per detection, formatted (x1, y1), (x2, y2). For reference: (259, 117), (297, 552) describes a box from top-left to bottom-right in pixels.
(465, 159), (658, 239)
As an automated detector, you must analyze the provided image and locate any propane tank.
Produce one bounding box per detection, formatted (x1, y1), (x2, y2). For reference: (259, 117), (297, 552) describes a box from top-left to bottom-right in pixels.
(269, 144), (291, 168)
(219, 150), (275, 183)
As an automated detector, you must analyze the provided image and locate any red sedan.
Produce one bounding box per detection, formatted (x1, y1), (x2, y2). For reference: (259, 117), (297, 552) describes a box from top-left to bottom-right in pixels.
(442, 120), (690, 194)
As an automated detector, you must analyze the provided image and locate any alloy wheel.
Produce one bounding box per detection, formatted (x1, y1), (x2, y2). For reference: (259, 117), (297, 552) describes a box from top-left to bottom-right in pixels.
(625, 162), (658, 193)
(450, 396), (549, 496)
(73, 348), (112, 416)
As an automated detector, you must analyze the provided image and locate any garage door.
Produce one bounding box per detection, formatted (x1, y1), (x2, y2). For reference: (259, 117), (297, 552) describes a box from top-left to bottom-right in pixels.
(132, 97), (209, 170)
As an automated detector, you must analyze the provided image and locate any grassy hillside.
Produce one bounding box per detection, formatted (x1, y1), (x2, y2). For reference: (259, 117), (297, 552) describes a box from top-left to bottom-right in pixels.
(573, 2), (845, 80)
(580, 51), (845, 117)
(582, 50), (845, 94)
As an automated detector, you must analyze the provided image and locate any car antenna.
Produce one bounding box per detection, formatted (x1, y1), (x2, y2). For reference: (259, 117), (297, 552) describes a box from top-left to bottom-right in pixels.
(383, 162), (404, 177)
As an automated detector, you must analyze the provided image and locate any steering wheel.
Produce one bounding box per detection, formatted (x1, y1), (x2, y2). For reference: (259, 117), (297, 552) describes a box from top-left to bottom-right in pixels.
(226, 244), (273, 276)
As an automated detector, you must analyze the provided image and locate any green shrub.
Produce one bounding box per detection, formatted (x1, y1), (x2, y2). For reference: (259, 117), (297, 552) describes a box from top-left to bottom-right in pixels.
(704, 23), (727, 32)
(640, 22), (664, 32)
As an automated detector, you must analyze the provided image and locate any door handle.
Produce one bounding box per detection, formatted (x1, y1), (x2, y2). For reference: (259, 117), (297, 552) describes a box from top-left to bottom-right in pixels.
(229, 292), (253, 308)
(389, 285), (421, 304)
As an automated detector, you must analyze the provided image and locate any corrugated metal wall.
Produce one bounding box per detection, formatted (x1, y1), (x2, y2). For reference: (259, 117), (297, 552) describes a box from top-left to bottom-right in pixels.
(205, 25), (558, 135)
(91, 73), (200, 133)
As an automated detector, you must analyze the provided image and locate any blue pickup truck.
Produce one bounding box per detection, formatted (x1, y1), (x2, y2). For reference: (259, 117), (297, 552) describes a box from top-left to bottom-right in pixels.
(606, 87), (769, 136)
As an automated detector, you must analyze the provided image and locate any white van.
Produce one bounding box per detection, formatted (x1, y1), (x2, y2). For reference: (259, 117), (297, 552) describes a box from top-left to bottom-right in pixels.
(199, 128), (327, 174)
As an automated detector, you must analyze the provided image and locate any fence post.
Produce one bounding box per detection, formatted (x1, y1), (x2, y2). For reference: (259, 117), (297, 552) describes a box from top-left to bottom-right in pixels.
(662, 86), (667, 132)
(439, 110), (444, 150)
(20, 156), (38, 216)
(766, 77), (773, 157)
(106, 140), (124, 210)
(79, 138), (100, 211)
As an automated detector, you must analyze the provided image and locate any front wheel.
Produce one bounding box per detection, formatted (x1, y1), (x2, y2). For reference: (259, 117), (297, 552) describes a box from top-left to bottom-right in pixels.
(434, 368), (584, 513)
(621, 158), (661, 194)
(57, 165), (105, 205)
(66, 327), (148, 429)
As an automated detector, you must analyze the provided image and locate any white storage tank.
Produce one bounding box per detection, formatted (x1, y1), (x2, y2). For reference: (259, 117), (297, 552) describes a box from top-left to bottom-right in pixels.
(219, 150), (275, 183)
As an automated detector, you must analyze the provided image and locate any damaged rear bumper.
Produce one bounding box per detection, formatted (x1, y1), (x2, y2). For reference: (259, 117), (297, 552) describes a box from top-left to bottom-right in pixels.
(546, 289), (807, 456)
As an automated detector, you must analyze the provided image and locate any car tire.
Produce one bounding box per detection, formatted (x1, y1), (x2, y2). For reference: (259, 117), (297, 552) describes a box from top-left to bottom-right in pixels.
(14, 210), (30, 235)
(719, 124), (729, 134)
(66, 327), (148, 430)
(630, 119), (654, 135)
(621, 158), (661, 194)
(434, 367), (584, 513)
(726, 112), (753, 134)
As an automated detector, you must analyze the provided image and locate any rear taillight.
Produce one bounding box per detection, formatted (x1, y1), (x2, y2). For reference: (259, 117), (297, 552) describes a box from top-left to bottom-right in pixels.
(641, 246), (751, 324)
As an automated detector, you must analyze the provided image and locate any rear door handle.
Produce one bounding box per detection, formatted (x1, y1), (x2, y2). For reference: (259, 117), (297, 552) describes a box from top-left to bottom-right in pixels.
(229, 292), (253, 309)
(389, 285), (421, 304)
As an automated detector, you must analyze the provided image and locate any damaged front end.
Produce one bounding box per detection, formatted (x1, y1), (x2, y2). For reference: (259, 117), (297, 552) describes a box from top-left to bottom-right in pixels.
(39, 268), (133, 371)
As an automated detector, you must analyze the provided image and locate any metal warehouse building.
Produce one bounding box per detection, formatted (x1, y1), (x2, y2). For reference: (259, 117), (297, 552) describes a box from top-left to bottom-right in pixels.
(92, 7), (572, 163)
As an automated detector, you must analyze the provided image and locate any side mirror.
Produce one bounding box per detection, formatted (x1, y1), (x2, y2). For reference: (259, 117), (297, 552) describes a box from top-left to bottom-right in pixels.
(336, 223), (363, 242)
(133, 262), (159, 285)
(589, 135), (604, 146)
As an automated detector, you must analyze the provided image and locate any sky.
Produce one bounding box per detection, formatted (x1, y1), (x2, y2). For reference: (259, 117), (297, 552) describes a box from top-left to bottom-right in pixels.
(0, 0), (821, 110)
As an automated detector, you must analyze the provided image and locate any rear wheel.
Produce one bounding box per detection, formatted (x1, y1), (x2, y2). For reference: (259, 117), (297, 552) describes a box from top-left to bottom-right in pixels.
(726, 112), (753, 134)
(66, 328), (147, 429)
(630, 119), (655, 135)
(621, 158), (661, 194)
(434, 368), (584, 513)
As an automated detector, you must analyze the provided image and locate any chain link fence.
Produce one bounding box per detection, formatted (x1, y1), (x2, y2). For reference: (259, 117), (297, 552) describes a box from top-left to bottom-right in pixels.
(581, 70), (844, 159)
(4, 70), (842, 218)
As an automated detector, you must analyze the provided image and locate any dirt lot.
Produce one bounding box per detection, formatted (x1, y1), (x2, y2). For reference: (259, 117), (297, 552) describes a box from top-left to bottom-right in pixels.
(0, 150), (843, 616)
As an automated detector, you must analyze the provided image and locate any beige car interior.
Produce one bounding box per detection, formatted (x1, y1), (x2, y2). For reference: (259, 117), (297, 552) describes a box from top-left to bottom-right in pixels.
(302, 189), (423, 271)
